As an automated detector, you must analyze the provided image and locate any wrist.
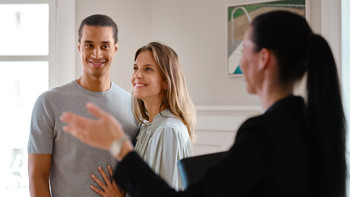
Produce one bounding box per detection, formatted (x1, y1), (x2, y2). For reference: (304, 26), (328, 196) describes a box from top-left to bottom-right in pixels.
(116, 140), (133, 161)
(109, 135), (129, 158)
(109, 135), (133, 161)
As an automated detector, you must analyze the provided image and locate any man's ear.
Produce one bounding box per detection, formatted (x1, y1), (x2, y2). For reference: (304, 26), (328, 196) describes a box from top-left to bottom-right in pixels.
(77, 43), (81, 53)
(114, 42), (119, 54)
(258, 48), (271, 71)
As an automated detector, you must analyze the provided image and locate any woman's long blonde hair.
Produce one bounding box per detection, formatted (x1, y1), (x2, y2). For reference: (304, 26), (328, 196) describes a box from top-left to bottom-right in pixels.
(132, 42), (196, 140)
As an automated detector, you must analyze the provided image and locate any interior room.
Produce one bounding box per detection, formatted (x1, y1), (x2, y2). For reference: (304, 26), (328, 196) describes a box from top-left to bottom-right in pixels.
(0, 0), (348, 196)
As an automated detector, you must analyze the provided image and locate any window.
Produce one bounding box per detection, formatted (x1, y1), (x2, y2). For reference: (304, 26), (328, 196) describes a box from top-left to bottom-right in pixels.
(0, 1), (54, 196)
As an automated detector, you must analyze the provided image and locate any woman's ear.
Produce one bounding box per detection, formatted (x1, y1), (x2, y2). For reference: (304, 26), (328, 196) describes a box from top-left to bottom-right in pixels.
(162, 82), (168, 90)
(258, 48), (271, 71)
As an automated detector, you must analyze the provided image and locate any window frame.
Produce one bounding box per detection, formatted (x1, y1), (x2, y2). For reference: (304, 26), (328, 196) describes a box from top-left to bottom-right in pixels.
(0, 0), (56, 86)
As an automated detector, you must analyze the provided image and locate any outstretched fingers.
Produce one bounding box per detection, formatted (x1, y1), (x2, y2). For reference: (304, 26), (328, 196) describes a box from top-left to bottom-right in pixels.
(108, 165), (122, 193)
(98, 166), (112, 186)
(90, 173), (106, 195)
(61, 111), (93, 127)
(60, 102), (126, 151)
(107, 165), (114, 180)
(86, 102), (111, 120)
(86, 102), (122, 130)
(91, 166), (123, 197)
(60, 112), (94, 137)
(90, 185), (104, 196)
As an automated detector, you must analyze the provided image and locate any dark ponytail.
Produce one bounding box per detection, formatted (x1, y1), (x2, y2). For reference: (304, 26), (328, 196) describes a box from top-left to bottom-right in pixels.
(251, 11), (346, 197)
(306, 34), (346, 197)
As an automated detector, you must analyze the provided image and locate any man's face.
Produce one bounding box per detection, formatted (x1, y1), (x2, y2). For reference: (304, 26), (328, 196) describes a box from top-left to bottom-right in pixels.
(78, 25), (118, 79)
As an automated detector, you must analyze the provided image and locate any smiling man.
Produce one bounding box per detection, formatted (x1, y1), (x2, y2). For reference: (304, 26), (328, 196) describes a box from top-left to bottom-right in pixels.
(27, 14), (139, 197)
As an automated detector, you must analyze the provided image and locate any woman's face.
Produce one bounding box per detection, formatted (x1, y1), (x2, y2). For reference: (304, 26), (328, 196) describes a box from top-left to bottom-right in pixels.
(240, 27), (262, 94)
(131, 51), (167, 105)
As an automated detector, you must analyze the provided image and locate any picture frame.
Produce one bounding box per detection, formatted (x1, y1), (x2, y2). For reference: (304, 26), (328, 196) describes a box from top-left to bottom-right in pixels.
(226, 0), (308, 76)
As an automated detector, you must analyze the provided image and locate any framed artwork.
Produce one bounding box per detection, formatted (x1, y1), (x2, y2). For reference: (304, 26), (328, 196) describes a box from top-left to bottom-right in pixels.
(227, 0), (307, 76)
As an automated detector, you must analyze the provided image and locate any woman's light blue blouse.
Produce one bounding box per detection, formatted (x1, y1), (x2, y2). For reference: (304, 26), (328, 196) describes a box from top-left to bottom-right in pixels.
(134, 109), (193, 190)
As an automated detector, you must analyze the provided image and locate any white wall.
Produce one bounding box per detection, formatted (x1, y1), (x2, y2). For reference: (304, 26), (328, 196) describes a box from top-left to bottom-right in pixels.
(53, 0), (76, 87)
(150, 0), (343, 105)
(74, 0), (261, 105)
(74, 0), (342, 106)
(150, 0), (263, 105)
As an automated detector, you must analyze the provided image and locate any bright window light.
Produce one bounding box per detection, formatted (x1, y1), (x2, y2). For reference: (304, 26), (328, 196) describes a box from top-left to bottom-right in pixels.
(0, 62), (48, 196)
(0, 4), (49, 55)
(0, 3), (50, 196)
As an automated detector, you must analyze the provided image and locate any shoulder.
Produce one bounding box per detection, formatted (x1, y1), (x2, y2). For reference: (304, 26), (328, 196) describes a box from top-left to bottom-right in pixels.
(235, 112), (279, 145)
(107, 83), (132, 104)
(152, 114), (190, 142)
(110, 82), (131, 96)
(33, 81), (83, 114)
(237, 110), (294, 138)
(157, 112), (187, 132)
(236, 97), (306, 144)
(240, 96), (305, 130)
(237, 115), (265, 137)
(37, 81), (77, 100)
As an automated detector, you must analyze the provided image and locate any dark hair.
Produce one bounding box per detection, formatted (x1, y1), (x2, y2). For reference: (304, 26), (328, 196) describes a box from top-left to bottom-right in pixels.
(78, 14), (118, 44)
(251, 11), (346, 197)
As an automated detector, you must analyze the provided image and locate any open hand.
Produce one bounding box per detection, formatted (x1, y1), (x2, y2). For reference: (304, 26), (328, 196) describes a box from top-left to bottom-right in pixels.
(60, 102), (124, 150)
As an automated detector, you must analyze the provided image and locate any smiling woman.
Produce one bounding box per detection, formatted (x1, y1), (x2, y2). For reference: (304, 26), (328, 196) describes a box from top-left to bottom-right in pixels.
(83, 42), (196, 196)
(132, 50), (167, 113)
(129, 42), (196, 191)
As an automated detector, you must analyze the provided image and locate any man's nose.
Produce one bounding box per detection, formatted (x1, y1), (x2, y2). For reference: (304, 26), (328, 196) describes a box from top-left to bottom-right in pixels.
(92, 48), (102, 58)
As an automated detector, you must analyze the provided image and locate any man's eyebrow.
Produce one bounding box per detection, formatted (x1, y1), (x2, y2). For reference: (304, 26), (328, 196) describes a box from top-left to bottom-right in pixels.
(83, 41), (111, 44)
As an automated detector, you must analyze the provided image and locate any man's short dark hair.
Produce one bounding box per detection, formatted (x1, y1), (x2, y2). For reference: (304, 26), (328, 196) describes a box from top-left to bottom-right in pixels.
(78, 14), (118, 44)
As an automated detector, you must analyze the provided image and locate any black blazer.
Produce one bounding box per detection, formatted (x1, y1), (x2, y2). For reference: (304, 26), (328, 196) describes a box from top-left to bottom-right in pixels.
(114, 96), (312, 197)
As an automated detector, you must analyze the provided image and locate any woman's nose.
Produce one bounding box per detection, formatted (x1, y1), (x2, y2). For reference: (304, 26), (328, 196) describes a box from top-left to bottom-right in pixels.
(133, 69), (143, 79)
